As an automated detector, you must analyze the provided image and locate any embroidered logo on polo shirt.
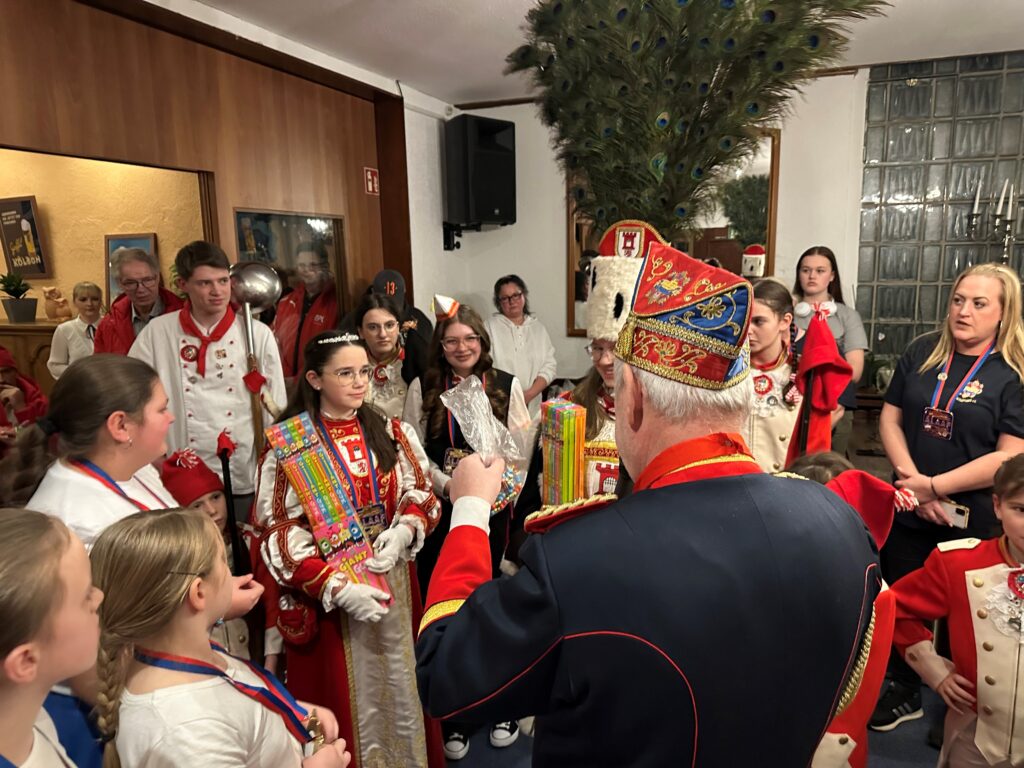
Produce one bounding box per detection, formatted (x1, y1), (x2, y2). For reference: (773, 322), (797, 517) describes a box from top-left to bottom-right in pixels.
(957, 379), (984, 403)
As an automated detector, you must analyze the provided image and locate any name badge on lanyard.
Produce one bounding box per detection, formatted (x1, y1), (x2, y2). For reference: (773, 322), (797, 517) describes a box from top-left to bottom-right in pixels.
(923, 341), (995, 440)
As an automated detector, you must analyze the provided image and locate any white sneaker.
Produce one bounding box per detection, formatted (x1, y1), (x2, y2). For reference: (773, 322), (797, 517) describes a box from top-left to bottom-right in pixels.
(490, 720), (519, 748)
(443, 730), (469, 761)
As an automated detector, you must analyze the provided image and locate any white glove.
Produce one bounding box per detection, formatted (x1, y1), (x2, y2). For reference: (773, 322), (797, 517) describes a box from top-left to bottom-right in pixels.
(331, 582), (390, 623)
(366, 524), (415, 574)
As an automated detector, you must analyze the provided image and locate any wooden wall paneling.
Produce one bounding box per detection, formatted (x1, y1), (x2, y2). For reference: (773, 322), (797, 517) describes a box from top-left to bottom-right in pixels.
(0, 0), (389, 301)
(374, 93), (415, 304)
(0, 322), (60, 396)
(79, 0), (379, 102)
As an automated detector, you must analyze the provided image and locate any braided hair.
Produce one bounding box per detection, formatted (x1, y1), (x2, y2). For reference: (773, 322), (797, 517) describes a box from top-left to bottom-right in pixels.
(752, 278), (798, 406)
(91, 509), (222, 767)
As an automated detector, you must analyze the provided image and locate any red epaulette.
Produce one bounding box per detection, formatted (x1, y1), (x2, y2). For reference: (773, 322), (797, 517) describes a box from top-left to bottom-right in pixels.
(523, 493), (617, 534)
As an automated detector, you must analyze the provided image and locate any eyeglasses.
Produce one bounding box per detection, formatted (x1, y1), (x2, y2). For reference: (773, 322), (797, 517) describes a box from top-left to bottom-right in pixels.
(498, 291), (524, 305)
(586, 343), (615, 361)
(120, 276), (158, 290)
(441, 335), (482, 351)
(364, 320), (398, 333)
(327, 366), (372, 385)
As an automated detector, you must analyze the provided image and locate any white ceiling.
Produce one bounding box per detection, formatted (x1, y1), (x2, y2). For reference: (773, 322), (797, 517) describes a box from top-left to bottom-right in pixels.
(192, 0), (1024, 105)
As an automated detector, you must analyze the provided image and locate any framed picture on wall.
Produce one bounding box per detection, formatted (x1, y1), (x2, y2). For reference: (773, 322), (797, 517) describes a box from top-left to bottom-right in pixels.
(104, 233), (157, 306)
(0, 196), (51, 278)
(233, 208), (348, 315)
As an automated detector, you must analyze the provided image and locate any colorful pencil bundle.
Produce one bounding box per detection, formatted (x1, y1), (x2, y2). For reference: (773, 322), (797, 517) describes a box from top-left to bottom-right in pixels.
(265, 413), (390, 598)
(540, 399), (586, 505)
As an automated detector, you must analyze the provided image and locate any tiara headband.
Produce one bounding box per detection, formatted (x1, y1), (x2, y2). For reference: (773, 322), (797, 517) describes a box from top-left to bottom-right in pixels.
(317, 333), (361, 345)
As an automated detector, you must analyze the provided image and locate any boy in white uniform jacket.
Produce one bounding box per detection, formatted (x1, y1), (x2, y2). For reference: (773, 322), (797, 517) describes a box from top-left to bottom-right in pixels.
(130, 241), (285, 502)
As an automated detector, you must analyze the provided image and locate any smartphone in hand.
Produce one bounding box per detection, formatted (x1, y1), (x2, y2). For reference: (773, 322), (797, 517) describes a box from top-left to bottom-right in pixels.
(939, 500), (970, 530)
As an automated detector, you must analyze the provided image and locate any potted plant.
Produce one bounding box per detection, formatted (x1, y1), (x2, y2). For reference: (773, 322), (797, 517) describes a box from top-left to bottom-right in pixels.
(1, 272), (37, 323)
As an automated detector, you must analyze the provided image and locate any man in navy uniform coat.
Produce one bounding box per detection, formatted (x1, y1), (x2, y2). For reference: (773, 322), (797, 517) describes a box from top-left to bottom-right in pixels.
(415, 232), (881, 767)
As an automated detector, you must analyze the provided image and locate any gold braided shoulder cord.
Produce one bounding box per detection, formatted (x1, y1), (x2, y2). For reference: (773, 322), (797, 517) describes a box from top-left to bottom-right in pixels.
(835, 604), (876, 716)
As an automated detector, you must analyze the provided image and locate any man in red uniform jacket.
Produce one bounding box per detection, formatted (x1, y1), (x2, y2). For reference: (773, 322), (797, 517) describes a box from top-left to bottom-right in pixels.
(93, 246), (183, 355)
(272, 241), (338, 379)
(416, 230), (881, 767)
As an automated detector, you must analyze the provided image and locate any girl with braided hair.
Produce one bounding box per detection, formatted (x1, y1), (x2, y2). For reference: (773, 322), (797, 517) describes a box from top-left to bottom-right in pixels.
(90, 508), (350, 768)
(742, 278), (802, 472)
(0, 509), (100, 768)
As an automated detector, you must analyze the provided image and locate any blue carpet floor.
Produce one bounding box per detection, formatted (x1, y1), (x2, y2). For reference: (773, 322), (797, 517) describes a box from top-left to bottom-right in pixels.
(455, 689), (943, 766)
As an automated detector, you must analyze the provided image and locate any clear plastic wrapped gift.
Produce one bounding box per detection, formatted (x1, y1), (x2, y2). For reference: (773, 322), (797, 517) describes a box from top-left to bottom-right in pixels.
(440, 375), (526, 513)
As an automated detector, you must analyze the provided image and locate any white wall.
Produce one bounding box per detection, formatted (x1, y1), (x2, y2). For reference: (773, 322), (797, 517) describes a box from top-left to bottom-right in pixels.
(405, 102), (593, 379)
(404, 79), (871, 379)
(774, 71), (869, 294)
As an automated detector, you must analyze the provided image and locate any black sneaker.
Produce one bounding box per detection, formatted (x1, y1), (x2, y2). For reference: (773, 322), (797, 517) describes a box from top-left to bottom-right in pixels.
(443, 730), (469, 761)
(490, 720), (520, 748)
(869, 682), (923, 732)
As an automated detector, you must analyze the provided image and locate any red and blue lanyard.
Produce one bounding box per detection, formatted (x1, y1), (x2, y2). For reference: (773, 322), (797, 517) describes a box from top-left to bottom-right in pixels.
(929, 340), (995, 412)
(68, 459), (151, 512)
(315, 415), (381, 506)
(133, 643), (310, 745)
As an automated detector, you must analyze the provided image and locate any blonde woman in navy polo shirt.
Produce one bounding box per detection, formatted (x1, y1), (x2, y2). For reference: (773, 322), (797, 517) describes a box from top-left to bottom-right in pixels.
(871, 263), (1024, 732)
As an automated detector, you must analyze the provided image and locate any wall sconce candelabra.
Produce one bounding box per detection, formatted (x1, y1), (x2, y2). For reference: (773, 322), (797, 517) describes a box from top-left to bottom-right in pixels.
(967, 179), (1016, 264)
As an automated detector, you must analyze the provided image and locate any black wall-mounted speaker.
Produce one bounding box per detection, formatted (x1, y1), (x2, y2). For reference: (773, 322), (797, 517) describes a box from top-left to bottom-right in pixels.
(444, 115), (516, 227)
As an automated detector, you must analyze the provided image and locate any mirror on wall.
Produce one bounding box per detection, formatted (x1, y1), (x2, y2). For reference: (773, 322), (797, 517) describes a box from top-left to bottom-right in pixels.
(565, 128), (780, 337)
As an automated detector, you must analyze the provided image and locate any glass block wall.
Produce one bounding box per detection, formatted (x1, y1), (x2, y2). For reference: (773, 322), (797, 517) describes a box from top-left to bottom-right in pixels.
(858, 51), (1024, 358)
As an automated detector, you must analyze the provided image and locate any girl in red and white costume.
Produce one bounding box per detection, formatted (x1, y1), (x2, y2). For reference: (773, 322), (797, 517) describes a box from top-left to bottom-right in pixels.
(254, 332), (445, 768)
(353, 293), (427, 420)
(743, 278), (801, 472)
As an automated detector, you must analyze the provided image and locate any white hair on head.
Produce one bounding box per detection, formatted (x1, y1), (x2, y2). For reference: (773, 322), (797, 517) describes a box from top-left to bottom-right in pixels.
(614, 358), (753, 430)
(111, 246), (159, 277)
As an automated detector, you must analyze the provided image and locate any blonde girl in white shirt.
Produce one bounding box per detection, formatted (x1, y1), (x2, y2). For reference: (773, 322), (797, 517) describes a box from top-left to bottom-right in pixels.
(91, 509), (350, 768)
(0, 509), (103, 768)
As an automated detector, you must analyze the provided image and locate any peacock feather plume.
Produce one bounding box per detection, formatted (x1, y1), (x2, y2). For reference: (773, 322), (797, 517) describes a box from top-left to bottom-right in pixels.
(507, 0), (888, 242)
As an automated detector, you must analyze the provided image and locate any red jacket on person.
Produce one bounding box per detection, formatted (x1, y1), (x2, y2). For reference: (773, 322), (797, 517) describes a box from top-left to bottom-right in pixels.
(93, 287), (184, 356)
(0, 346), (48, 429)
(272, 282), (339, 378)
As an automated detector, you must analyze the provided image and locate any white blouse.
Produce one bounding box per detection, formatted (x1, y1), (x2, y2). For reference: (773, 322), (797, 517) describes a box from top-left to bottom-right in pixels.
(116, 651), (303, 768)
(484, 314), (557, 414)
(47, 317), (96, 379)
(28, 461), (176, 550)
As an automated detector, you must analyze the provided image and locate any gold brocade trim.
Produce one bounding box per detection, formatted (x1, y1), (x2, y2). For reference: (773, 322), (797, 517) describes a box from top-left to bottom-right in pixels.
(772, 471), (809, 481)
(392, 418), (428, 489)
(616, 316), (750, 391)
(583, 441), (619, 460)
(302, 564), (336, 599)
(835, 605), (876, 716)
(525, 493), (618, 526)
(340, 613), (362, 763)
(418, 599), (465, 636)
(659, 454), (759, 476)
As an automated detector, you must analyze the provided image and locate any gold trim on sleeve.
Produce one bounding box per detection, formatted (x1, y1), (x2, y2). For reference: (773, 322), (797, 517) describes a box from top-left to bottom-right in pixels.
(418, 599), (466, 636)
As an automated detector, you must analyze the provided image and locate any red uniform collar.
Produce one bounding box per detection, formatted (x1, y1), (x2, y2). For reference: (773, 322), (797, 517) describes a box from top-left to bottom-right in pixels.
(634, 433), (761, 491)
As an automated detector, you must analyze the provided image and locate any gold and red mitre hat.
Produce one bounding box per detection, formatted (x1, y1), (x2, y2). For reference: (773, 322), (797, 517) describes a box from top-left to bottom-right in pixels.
(586, 220), (668, 341)
(615, 241), (752, 390)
